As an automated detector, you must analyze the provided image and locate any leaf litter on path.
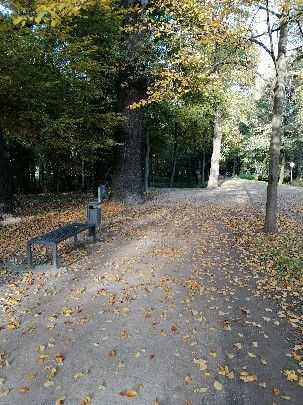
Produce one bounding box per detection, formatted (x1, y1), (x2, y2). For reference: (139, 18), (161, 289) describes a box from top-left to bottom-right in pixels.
(0, 181), (303, 403)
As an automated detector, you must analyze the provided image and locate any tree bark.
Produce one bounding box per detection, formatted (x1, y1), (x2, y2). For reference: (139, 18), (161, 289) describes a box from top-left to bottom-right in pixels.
(264, 17), (288, 232)
(0, 127), (15, 217)
(110, 0), (148, 204)
(208, 108), (222, 188)
(278, 152), (285, 185)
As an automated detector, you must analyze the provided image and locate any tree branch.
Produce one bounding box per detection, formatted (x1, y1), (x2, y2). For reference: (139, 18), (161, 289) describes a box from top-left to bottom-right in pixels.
(266, 0), (277, 70)
(249, 36), (275, 63)
(259, 4), (282, 18)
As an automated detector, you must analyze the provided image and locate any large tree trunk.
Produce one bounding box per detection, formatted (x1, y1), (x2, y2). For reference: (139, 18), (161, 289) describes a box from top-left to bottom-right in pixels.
(111, 86), (145, 204)
(110, 0), (148, 204)
(264, 18), (288, 233)
(0, 128), (15, 217)
(208, 108), (222, 188)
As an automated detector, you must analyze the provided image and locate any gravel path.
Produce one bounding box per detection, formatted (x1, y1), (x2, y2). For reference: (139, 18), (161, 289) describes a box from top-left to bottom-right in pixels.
(0, 179), (302, 405)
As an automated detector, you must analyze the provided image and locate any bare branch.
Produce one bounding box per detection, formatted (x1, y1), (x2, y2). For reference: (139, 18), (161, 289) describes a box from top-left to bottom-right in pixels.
(249, 37), (276, 64)
(259, 4), (282, 18)
(266, 0), (277, 70)
(297, 21), (303, 38)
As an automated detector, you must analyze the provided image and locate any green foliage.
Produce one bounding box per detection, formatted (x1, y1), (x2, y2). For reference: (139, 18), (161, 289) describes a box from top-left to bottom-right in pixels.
(273, 256), (303, 287)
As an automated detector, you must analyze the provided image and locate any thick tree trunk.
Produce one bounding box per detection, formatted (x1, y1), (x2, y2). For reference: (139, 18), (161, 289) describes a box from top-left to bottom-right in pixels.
(110, 0), (148, 204)
(264, 18), (288, 233)
(208, 108), (222, 188)
(169, 122), (178, 188)
(0, 128), (15, 217)
(111, 86), (145, 204)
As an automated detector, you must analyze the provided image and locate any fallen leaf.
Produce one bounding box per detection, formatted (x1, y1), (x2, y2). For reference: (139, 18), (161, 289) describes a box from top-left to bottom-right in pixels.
(0, 390), (10, 396)
(7, 321), (20, 329)
(74, 372), (84, 380)
(55, 353), (64, 365)
(214, 381), (223, 391)
(55, 396), (66, 405)
(109, 350), (117, 357)
(184, 376), (192, 384)
(194, 358), (208, 371)
(284, 370), (298, 381)
(18, 387), (29, 394)
(127, 390), (138, 397)
(239, 371), (257, 382)
(44, 380), (54, 388)
(193, 387), (208, 393)
(80, 397), (91, 405)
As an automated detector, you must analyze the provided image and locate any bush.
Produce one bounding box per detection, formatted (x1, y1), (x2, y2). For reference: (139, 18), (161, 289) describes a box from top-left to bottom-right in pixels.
(238, 173), (258, 181)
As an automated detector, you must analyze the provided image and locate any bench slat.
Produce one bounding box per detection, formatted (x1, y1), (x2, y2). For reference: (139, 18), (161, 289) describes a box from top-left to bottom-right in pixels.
(28, 222), (91, 244)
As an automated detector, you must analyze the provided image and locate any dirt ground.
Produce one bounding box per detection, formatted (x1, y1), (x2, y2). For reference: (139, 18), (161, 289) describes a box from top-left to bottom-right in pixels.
(0, 179), (302, 405)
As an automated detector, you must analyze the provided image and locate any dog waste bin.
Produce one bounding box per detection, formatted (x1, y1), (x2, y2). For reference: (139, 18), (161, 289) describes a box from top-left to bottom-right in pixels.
(87, 201), (101, 228)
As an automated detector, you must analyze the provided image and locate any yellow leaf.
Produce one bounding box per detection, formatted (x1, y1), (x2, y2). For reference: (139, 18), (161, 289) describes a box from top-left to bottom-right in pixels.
(127, 390), (138, 397)
(7, 321), (20, 329)
(13, 16), (24, 26)
(49, 368), (57, 380)
(0, 390), (10, 396)
(55, 397), (66, 405)
(44, 380), (54, 388)
(214, 381), (223, 391)
(74, 372), (84, 380)
(281, 395), (291, 400)
(80, 397), (91, 405)
(239, 371), (257, 382)
(299, 377), (303, 387)
(18, 387), (29, 394)
(284, 370), (298, 381)
(194, 387), (208, 393)
(193, 358), (207, 371)
(26, 374), (36, 381)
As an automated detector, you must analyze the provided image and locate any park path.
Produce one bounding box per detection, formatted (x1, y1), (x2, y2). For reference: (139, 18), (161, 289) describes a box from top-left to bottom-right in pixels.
(0, 179), (302, 405)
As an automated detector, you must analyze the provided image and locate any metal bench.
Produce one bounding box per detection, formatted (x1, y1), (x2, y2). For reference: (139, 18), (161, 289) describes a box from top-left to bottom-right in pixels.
(27, 222), (96, 268)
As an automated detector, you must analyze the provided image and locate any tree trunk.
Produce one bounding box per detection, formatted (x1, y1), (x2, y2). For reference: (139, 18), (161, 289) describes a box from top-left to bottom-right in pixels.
(264, 17), (288, 233)
(0, 128), (15, 217)
(110, 0), (148, 204)
(208, 108), (222, 188)
(278, 152), (285, 185)
(144, 129), (150, 192)
(170, 122), (178, 188)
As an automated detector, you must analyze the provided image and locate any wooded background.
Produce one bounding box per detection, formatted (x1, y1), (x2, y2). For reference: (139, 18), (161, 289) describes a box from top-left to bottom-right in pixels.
(1, 0), (303, 231)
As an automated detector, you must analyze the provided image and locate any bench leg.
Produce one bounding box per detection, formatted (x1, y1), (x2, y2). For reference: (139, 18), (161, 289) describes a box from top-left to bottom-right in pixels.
(52, 243), (59, 268)
(92, 225), (96, 243)
(27, 242), (33, 268)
